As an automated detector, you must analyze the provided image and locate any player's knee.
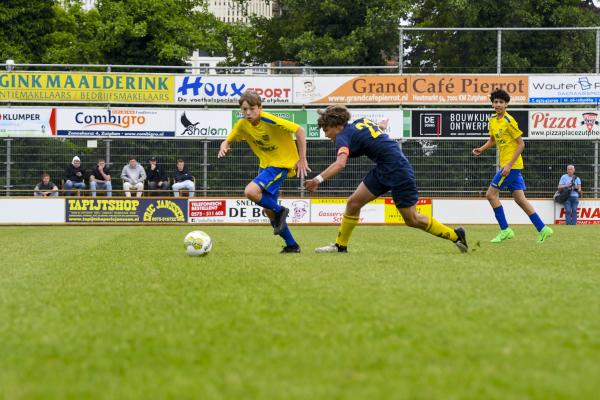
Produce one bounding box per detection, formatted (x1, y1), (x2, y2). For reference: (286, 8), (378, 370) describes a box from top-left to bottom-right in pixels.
(485, 190), (497, 202)
(346, 198), (362, 214)
(244, 186), (260, 202)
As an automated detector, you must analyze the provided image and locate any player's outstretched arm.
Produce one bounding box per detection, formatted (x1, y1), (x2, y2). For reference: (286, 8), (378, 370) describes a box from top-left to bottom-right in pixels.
(472, 136), (495, 156)
(218, 140), (230, 158)
(304, 153), (348, 192)
(294, 126), (311, 178)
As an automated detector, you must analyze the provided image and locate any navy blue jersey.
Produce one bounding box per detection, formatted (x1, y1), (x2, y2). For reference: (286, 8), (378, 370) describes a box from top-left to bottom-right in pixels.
(335, 118), (405, 161)
(336, 118), (417, 204)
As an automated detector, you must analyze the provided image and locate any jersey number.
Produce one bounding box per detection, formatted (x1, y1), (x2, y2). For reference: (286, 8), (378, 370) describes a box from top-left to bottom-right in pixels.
(355, 118), (382, 138)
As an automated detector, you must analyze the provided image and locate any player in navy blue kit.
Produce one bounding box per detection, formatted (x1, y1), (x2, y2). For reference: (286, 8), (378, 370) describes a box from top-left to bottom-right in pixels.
(304, 105), (467, 253)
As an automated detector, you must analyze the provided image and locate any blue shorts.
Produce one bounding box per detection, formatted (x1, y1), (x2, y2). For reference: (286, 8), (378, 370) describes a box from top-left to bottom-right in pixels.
(363, 166), (418, 208)
(490, 169), (526, 192)
(253, 167), (288, 196)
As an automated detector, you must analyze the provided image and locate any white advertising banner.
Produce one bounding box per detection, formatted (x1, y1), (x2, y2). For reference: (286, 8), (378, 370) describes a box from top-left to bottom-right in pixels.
(57, 108), (176, 137)
(554, 200), (600, 224)
(175, 110), (231, 138)
(282, 199), (311, 224)
(529, 75), (600, 104)
(310, 198), (385, 223)
(351, 109), (404, 139)
(433, 199), (555, 225)
(0, 107), (56, 137)
(292, 76), (355, 105)
(187, 198), (311, 224)
(0, 198), (65, 224)
(175, 76), (293, 105)
(305, 109), (404, 139)
(528, 109), (600, 139)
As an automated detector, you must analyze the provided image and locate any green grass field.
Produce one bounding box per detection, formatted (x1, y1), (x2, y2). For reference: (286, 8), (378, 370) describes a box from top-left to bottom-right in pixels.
(1, 225), (599, 400)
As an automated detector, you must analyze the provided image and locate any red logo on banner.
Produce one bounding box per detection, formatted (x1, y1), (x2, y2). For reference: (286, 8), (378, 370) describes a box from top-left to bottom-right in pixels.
(581, 112), (599, 132)
(189, 200), (226, 218)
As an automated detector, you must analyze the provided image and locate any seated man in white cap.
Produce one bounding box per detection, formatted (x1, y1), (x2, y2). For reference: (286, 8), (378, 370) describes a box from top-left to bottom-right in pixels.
(121, 156), (146, 197)
(63, 156), (86, 196)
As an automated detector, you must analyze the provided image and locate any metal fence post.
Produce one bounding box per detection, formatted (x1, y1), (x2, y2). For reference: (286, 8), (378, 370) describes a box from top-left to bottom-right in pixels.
(105, 139), (111, 166)
(4, 138), (12, 196)
(597, 29), (600, 74)
(300, 176), (306, 198)
(496, 149), (500, 172)
(399, 27), (404, 74)
(203, 141), (208, 197)
(595, 140), (599, 198)
(497, 29), (502, 74)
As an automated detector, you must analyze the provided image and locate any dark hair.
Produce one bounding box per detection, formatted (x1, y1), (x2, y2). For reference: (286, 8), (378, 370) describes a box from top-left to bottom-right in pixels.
(128, 156), (136, 161)
(97, 159), (105, 163)
(176, 159), (184, 164)
(42, 172), (50, 178)
(317, 105), (351, 129)
(490, 89), (510, 103)
(239, 90), (262, 107)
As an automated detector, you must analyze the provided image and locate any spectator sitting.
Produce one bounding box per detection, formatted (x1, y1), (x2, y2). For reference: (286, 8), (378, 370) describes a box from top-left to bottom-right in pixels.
(34, 173), (59, 197)
(90, 159), (113, 197)
(146, 156), (170, 196)
(63, 156), (86, 196)
(121, 156), (146, 197)
(172, 159), (195, 197)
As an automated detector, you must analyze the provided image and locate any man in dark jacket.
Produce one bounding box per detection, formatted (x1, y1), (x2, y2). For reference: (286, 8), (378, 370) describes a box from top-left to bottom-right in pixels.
(90, 159), (112, 197)
(34, 173), (59, 196)
(146, 156), (170, 196)
(63, 156), (86, 196)
(173, 159), (195, 197)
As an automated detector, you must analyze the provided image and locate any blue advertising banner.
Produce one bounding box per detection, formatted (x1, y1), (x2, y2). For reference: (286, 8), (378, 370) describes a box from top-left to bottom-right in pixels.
(66, 198), (187, 223)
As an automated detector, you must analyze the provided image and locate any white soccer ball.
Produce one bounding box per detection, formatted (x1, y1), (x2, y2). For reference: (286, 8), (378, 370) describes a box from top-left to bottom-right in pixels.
(184, 230), (212, 257)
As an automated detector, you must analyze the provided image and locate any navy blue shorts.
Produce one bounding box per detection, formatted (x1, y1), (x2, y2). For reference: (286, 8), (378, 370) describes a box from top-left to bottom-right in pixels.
(362, 166), (418, 208)
(490, 169), (526, 192)
(253, 167), (288, 196)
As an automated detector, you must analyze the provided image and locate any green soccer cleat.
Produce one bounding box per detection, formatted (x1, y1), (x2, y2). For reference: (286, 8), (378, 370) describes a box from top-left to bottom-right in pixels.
(491, 227), (515, 243)
(536, 226), (553, 244)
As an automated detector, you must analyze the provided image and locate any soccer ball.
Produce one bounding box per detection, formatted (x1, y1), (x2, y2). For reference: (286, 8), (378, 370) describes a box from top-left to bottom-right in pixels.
(184, 230), (212, 257)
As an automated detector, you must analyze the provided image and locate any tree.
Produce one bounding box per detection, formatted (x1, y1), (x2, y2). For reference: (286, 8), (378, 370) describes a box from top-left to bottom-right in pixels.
(94, 0), (226, 66)
(229, 0), (409, 67)
(0, 0), (55, 63)
(406, 0), (600, 73)
(43, 2), (104, 64)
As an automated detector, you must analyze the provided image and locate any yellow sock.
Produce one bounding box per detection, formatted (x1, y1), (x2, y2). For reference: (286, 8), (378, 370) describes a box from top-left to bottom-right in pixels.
(426, 217), (458, 242)
(335, 214), (360, 247)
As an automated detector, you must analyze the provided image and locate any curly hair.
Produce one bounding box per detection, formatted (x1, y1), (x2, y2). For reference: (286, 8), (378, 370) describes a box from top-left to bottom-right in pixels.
(317, 105), (351, 129)
(490, 88), (510, 103)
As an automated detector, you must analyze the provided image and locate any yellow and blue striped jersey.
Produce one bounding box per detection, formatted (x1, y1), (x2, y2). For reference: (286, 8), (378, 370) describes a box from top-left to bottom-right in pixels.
(227, 111), (300, 176)
(489, 112), (524, 169)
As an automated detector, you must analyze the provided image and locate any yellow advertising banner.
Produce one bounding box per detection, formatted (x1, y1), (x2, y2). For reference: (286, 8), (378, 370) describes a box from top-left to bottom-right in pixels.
(384, 198), (433, 224)
(313, 75), (528, 105)
(310, 198), (432, 224)
(0, 72), (174, 103)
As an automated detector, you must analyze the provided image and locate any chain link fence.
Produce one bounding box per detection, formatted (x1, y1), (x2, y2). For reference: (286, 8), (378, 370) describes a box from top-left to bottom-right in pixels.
(1, 138), (598, 198)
